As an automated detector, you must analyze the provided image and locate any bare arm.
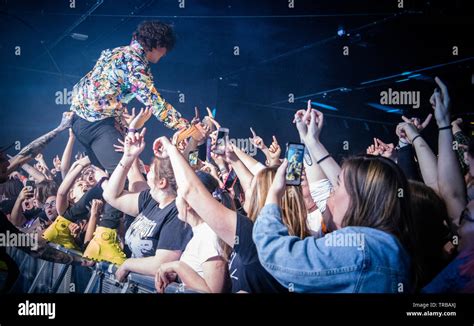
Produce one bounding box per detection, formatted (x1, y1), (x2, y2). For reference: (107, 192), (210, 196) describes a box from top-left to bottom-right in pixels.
(20, 163), (46, 184)
(61, 129), (75, 178)
(433, 77), (467, 225)
(117, 249), (182, 279)
(400, 123), (439, 193)
(225, 145), (254, 193)
(127, 159), (149, 193)
(102, 131), (146, 217)
(56, 157), (91, 215)
(165, 258), (227, 293)
(156, 138), (237, 247)
(9, 187), (32, 227)
(7, 112), (74, 175)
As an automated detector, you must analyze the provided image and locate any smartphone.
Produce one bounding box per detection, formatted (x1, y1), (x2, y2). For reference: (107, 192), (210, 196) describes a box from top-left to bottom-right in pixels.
(285, 142), (305, 186)
(25, 180), (35, 192)
(213, 128), (229, 155)
(224, 169), (237, 189)
(188, 150), (199, 168)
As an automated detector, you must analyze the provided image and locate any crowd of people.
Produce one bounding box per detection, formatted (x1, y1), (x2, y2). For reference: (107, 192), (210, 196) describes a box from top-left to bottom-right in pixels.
(0, 21), (473, 294)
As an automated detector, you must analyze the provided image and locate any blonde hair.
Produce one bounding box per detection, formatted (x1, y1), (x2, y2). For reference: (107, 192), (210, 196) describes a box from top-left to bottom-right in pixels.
(247, 167), (310, 239)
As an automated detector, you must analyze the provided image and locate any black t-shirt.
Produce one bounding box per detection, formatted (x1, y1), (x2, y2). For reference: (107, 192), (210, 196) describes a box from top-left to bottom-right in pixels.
(229, 213), (286, 293)
(63, 184), (103, 222)
(124, 189), (192, 258)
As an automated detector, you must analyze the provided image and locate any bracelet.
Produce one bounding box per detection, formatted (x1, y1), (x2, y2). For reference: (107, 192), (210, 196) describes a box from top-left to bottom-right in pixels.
(438, 126), (451, 131)
(411, 134), (422, 144)
(118, 161), (131, 169)
(127, 128), (137, 133)
(316, 154), (331, 165)
(97, 176), (109, 187)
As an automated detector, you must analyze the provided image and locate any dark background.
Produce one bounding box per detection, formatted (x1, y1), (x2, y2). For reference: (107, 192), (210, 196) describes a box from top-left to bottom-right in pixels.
(0, 0), (473, 164)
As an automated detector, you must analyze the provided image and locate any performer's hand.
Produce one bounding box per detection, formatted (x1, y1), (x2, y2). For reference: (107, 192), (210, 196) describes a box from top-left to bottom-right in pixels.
(128, 107), (153, 130)
(57, 112), (74, 131)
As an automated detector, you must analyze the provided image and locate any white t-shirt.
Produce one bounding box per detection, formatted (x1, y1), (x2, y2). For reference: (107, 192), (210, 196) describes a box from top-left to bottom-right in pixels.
(180, 222), (222, 278)
(306, 178), (332, 237)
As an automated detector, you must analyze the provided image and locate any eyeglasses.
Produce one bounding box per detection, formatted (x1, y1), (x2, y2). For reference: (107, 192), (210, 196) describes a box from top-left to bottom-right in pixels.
(44, 200), (56, 208)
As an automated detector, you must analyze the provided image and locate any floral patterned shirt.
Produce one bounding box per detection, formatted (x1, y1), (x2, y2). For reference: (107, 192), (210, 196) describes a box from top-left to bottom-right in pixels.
(70, 40), (189, 130)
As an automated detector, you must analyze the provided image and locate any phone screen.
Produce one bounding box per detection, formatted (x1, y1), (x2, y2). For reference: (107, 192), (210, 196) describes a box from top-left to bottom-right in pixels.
(285, 143), (305, 186)
(188, 150), (199, 167)
(213, 128), (229, 155)
(224, 169), (237, 189)
(25, 180), (35, 191)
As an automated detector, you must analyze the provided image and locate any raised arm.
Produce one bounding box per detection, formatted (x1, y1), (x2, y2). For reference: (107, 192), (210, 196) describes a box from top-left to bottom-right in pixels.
(56, 156), (91, 215)
(20, 163), (46, 184)
(223, 144), (254, 193)
(154, 137), (237, 246)
(298, 102), (341, 187)
(127, 158), (149, 193)
(432, 77), (466, 225)
(9, 186), (33, 227)
(102, 130), (146, 217)
(7, 112), (74, 175)
(60, 129), (76, 178)
(127, 62), (189, 130)
(398, 122), (439, 193)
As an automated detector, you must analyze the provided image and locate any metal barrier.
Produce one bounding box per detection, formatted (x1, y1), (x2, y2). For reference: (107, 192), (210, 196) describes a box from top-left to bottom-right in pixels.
(7, 244), (202, 294)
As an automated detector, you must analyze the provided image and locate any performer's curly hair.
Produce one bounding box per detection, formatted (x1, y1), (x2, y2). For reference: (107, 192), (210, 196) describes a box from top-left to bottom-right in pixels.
(132, 21), (176, 52)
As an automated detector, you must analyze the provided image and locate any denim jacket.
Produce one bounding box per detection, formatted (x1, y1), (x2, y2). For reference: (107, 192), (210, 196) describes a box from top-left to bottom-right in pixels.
(253, 204), (412, 293)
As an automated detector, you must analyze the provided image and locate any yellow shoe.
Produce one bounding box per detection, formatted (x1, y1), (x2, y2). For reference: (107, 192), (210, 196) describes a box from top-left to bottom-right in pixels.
(42, 216), (80, 250)
(82, 226), (126, 265)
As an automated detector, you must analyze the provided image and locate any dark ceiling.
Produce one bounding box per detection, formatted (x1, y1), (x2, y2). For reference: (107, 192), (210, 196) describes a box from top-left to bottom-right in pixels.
(0, 0), (473, 162)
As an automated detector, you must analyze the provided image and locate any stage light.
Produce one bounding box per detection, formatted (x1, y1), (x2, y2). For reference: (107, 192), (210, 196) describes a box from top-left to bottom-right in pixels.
(337, 26), (346, 37)
(310, 101), (338, 111)
(71, 33), (88, 41)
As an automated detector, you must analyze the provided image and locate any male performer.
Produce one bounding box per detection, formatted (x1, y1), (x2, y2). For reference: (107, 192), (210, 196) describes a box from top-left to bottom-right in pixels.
(43, 21), (201, 264)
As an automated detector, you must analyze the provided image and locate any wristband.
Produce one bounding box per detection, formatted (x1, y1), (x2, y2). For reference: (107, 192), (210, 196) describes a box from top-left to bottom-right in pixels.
(438, 126), (451, 131)
(97, 176), (109, 187)
(316, 154), (331, 165)
(127, 128), (137, 133)
(411, 134), (422, 144)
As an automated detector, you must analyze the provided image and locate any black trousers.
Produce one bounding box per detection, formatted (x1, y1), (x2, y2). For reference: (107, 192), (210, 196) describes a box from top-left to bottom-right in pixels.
(71, 115), (123, 229)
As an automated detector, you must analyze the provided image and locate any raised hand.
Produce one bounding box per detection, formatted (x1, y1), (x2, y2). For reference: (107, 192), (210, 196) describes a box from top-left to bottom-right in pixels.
(430, 77), (451, 127)
(249, 127), (267, 150)
(306, 108), (324, 142)
(124, 128), (147, 159)
(90, 199), (104, 216)
(57, 112), (74, 131)
(293, 100), (312, 139)
(113, 138), (125, 153)
(397, 122), (420, 144)
(122, 107), (136, 126)
(153, 136), (172, 158)
(128, 107), (153, 130)
(191, 107), (200, 125)
(53, 155), (61, 170)
(265, 160), (288, 205)
(268, 135), (281, 162)
(401, 113), (432, 133)
(375, 138), (395, 158)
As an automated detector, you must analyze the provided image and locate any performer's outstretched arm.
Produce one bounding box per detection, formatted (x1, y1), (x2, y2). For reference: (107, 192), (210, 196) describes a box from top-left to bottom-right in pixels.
(128, 66), (189, 130)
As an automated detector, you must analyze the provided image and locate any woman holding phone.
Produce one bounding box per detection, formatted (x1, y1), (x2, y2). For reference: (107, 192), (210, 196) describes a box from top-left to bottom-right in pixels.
(152, 135), (310, 293)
